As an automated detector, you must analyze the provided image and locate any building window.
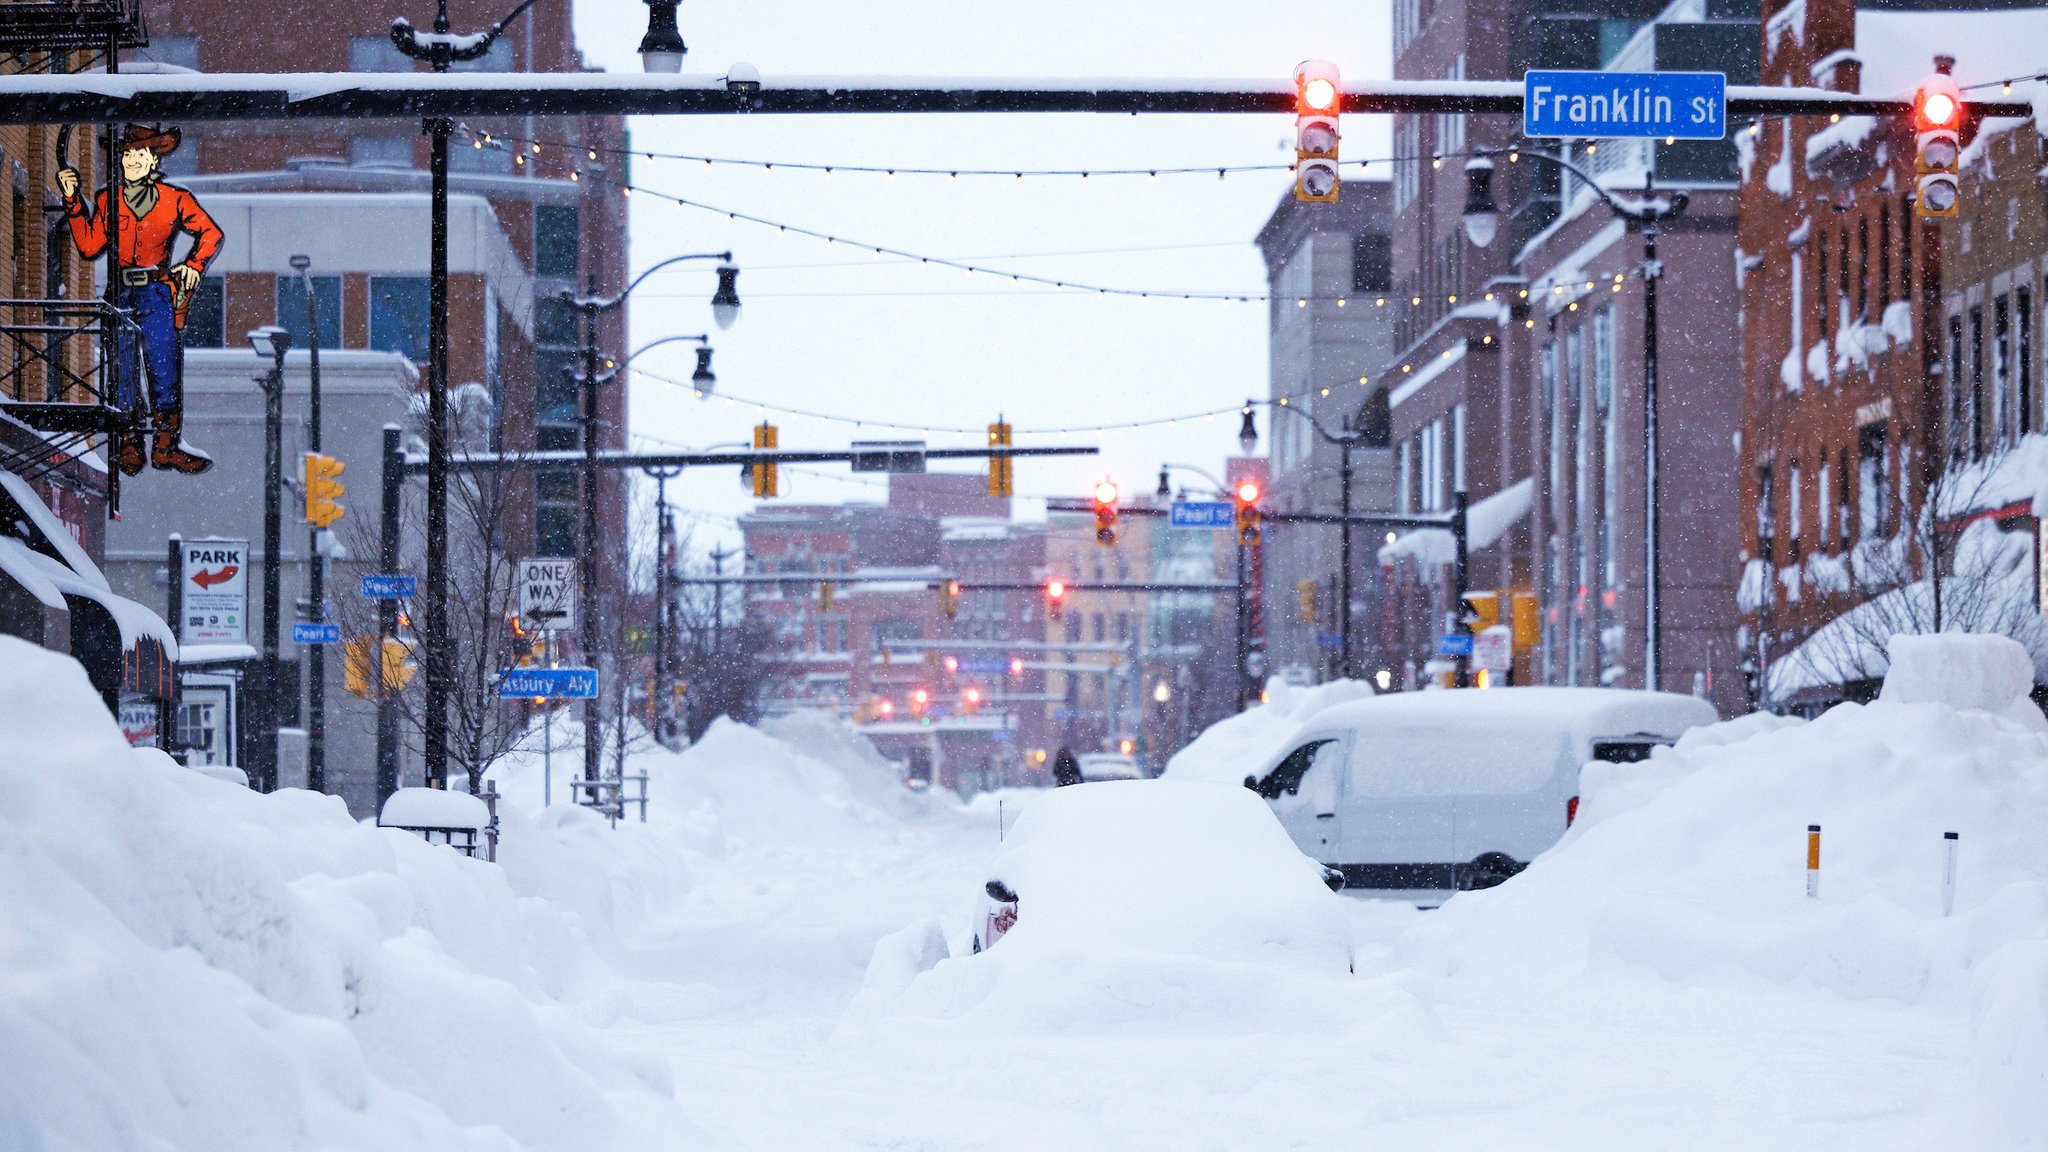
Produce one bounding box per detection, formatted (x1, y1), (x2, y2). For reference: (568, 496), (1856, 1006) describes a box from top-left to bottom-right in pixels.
(1995, 295), (2013, 446)
(1756, 464), (1775, 564)
(1596, 307), (1618, 589)
(452, 137), (515, 174)
(183, 277), (225, 348)
(535, 205), (580, 280)
(1856, 216), (1869, 319)
(1817, 455), (1832, 545)
(275, 274), (341, 350)
(1837, 446), (1852, 540)
(1352, 234), (1390, 293)
(1858, 423), (1887, 538)
(1838, 228), (1851, 330)
(1816, 232), (1830, 342)
(1901, 195), (1914, 290)
(450, 38), (516, 72)
(1949, 314), (1966, 456)
(536, 474), (577, 555)
(369, 276), (431, 364)
(2020, 285), (2035, 436)
(1397, 439), (1412, 512)
(349, 135), (413, 168)
(1879, 201), (1892, 303)
(1971, 305), (1986, 458)
(349, 35), (412, 72)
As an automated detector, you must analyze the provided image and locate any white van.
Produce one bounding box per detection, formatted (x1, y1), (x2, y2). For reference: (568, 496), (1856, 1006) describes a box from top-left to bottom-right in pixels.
(1245, 687), (1716, 893)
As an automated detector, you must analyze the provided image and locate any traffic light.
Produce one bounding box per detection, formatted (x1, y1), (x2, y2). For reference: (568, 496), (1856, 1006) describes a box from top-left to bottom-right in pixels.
(1009, 656), (1025, 676)
(343, 636), (416, 697)
(1045, 578), (1067, 620)
(1093, 480), (1119, 546)
(910, 687), (930, 715)
(303, 453), (346, 527)
(962, 685), (983, 713)
(987, 419), (1013, 497)
(1912, 71), (1963, 218)
(1297, 579), (1318, 623)
(749, 422), (779, 497)
(940, 579), (960, 621)
(1293, 59), (1341, 203)
(1233, 480), (1262, 546)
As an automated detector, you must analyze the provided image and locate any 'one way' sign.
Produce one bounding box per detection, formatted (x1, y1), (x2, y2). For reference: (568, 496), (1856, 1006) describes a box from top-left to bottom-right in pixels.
(517, 557), (577, 630)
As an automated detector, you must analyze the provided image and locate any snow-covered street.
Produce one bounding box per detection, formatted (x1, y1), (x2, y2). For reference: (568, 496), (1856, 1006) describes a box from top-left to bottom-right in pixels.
(9, 630), (2043, 1150)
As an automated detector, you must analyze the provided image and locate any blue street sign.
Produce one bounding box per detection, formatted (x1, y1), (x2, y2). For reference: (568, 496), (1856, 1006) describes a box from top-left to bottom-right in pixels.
(497, 666), (599, 700)
(360, 573), (417, 599)
(1170, 501), (1235, 530)
(959, 656), (1010, 677)
(1315, 631), (1342, 650)
(1523, 70), (1725, 140)
(1437, 633), (1476, 658)
(292, 622), (341, 645)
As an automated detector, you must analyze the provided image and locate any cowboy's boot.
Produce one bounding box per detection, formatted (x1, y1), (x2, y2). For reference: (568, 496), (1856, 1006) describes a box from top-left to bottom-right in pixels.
(150, 408), (214, 474)
(114, 430), (145, 476)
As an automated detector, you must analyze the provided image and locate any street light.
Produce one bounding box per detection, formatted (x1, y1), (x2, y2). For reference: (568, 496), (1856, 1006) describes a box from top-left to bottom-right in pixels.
(246, 325), (291, 793)
(613, 332), (718, 397)
(1264, 400), (1379, 682)
(1461, 148), (1688, 690)
(562, 253), (739, 792)
(1238, 401), (1260, 456)
(638, 0), (686, 73)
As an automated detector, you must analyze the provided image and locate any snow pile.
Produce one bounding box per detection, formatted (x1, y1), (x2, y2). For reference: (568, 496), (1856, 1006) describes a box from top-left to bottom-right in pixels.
(0, 637), (698, 1152)
(1394, 634), (2048, 1141)
(1159, 676), (1373, 785)
(874, 780), (1353, 1031)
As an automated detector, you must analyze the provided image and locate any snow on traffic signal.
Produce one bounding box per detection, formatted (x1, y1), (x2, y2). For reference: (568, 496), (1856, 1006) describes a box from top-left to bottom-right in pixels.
(1913, 71), (1963, 219)
(1293, 59), (1341, 203)
(1233, 480), (1263, 546)
(1093, 480), (1119, 546)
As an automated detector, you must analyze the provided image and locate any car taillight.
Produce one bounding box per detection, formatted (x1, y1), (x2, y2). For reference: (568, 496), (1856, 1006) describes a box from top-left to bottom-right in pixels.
(1566, 795), (1580, 827)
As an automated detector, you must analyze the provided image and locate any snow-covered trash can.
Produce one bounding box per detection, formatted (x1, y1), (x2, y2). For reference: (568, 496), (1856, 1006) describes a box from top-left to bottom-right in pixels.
(377, 783), (499, 860)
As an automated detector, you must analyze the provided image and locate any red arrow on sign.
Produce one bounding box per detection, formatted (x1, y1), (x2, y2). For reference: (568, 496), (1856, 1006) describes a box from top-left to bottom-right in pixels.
(191, 565), (238, 589)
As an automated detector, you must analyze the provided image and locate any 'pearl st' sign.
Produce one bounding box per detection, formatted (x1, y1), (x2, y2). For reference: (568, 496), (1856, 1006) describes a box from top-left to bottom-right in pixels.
(1523, 70), (1726, 140)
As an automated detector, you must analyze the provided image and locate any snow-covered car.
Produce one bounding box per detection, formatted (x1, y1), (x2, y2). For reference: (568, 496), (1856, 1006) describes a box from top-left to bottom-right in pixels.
(968, 779), (1351, 974)
(1246, 686), (1715, 894)
(1076, 752), (1143, 781)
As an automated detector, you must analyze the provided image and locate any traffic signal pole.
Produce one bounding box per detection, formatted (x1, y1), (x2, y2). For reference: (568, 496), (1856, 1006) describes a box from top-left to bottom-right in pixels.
(299, 263), (328, 794)
(377, 424), (402, 808)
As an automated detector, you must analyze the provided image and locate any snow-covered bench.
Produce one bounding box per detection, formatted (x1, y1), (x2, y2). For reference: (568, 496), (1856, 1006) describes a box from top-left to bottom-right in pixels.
(378, 782), (500, 861)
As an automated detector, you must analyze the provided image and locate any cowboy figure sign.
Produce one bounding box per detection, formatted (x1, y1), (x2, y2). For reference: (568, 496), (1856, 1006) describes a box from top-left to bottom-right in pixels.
(57, 123), (222, 475)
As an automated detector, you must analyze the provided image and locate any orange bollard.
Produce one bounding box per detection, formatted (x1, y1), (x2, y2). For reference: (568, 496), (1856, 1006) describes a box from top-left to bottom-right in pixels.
(1806, 824), (1821, 898)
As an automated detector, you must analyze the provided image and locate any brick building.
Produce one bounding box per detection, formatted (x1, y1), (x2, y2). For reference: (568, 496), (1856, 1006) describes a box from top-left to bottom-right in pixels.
(1736, 0), (2047, 707)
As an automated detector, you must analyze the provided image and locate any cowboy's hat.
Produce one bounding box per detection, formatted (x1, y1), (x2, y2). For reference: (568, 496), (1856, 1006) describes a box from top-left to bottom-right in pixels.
(118, 124), (181, 157)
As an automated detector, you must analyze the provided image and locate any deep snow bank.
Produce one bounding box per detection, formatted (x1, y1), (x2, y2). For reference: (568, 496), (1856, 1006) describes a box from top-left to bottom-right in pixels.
(0, 637), (698, 1151)
(1396, 634), (2048, 1138)
(1160, 677), (1374, 785)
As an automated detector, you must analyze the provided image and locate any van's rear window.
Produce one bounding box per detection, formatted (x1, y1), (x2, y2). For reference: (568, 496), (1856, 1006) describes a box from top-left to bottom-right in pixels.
(1590, 740), (1663, 764)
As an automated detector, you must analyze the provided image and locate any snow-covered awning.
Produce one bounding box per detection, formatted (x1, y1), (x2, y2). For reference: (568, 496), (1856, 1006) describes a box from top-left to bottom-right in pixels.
(0, 470), (177, 698)
(1378, 478), (1535, 567)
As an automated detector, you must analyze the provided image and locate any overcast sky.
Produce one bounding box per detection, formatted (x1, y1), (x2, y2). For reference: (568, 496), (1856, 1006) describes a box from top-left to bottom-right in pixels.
(568, 0), (1394, 552)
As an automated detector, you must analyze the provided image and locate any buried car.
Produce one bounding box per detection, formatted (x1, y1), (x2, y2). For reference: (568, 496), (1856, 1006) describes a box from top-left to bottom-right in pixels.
(970, 779), (1351, 973)
(1246, 686), (1715, 895)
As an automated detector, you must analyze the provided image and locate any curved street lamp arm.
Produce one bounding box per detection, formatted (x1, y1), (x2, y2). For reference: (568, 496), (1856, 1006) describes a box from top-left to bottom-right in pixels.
(391, 0), (549, 62)
(572, 251), (734, 311)
(1474, 147), (1686, 223)
(1161, 461), (1227, 495)
(618, 333), (709, 370)
(1268, 398), (1365, 446)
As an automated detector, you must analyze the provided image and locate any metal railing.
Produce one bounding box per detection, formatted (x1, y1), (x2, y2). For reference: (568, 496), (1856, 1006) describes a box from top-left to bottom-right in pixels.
(0, 296), (137, 484)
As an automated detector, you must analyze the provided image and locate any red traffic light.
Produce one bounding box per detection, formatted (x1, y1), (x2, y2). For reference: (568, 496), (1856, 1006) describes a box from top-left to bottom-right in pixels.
(1914, 78), (1961, 131)
(1295, 60), (1340, 114)
(964, 686), (982, 705)
(1046, 579), (1066, 600)
(911, 688), (929, 706)
(1093, 480), (1118, 506)
(1009, 657), (1024, 675)
(1235, 481), (1261, 505)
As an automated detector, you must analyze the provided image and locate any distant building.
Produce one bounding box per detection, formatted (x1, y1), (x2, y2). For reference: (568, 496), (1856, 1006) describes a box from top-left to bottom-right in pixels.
(1253, 181), (1397, 684)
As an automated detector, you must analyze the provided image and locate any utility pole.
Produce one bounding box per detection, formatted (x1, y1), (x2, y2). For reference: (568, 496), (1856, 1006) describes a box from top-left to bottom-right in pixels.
(577, 272), (605, 793)
(293, 254), (327, 793)
(251, 328), (289, 791)
(377, 424), (402, 807)
(391, 0), (536, 789)
(647, 465), (680, 745)
(1338, 425), (1356, 680)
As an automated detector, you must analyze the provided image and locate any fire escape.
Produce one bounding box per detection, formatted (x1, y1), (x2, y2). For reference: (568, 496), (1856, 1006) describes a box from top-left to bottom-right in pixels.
(0, 0), (153, 515)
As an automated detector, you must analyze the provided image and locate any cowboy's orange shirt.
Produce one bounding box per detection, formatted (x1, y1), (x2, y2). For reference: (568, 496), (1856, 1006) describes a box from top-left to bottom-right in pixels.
(66, 182), (224, 275)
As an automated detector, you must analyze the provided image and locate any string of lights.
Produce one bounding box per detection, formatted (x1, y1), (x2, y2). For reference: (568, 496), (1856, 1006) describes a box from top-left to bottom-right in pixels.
(456, 124), (1405, 181)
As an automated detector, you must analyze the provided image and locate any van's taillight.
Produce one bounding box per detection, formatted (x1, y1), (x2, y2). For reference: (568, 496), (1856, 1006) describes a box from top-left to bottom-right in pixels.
(1566, 796), (1580, 827)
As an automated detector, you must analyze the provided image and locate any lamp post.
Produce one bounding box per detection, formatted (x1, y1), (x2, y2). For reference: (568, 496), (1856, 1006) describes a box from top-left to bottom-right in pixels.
(1461, 150), (1688, 691)
(289, 254), (329, 794)
(1242, 402), (1378, 681)
(564, 254), (738, 788)
(247, 325), (291, 792)
(391, 0), (686, 788)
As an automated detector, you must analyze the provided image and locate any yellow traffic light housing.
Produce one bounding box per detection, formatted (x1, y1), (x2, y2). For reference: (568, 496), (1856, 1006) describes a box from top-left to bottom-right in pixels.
(1092, 480), (1118, 546)
(303, 453), (346, 527)
(750, 422), (779, 497)
(1297, 579), (1319, 622)
(987, 419), (1013, 497)
(344, 636), (416, 697)
(1293, 59), (1341, 203)
(1233, 481), (1263, 546)
(940, 579), (960, 621)
(1912, 71), (1963, 218)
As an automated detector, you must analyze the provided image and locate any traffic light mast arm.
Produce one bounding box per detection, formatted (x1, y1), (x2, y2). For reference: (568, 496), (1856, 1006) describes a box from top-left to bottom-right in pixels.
(401, 444), (1099, 474)
(0, 73), (2021, 126)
